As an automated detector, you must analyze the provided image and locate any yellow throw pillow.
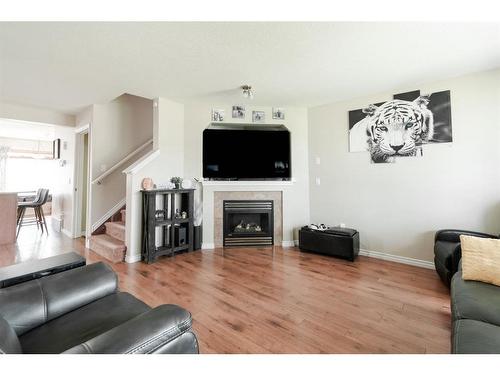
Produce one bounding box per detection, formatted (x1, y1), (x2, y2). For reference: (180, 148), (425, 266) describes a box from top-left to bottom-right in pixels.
(460, 235), (500, 286)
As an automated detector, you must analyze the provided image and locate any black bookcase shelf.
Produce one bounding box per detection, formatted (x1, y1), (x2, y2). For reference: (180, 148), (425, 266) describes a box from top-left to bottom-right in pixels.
(141, 188), (195, 263)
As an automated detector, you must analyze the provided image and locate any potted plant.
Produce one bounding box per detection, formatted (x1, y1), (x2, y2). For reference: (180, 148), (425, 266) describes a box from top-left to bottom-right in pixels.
(170, 176), (183, 189)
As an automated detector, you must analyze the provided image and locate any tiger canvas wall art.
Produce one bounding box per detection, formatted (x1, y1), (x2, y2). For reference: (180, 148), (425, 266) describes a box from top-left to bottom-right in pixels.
(348, 90), (452, 163)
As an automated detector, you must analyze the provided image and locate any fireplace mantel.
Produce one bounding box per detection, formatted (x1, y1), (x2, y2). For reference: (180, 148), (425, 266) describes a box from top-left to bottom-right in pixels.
(201, 179), (295, 187)
(201, 180), (300, 249)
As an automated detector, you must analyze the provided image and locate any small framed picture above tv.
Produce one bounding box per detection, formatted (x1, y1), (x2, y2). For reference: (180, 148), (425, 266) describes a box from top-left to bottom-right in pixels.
(211, 108), (224, 122)
(252, 111), (265, 123)
(52, 138), (61, 159)
(272, 107), (285, 120)
(232, 105), (245, 119)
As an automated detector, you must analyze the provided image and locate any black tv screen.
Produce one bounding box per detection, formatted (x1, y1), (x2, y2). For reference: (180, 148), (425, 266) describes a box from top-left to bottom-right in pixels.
(203, 126), (291, 180)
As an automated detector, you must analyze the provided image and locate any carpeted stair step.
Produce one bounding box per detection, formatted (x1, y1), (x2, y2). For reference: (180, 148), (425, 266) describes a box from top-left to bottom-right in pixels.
(90, 234), (126, 263)
(105, 221), (125, 242)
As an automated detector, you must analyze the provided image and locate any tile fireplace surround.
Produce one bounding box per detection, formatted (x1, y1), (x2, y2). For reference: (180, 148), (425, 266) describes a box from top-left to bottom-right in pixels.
(200, 181), (302, 249)
(214, 191), (282, 247)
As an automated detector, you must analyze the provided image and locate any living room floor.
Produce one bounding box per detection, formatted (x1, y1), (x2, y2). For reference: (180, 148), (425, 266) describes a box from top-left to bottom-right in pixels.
(1, 224), (451, 353)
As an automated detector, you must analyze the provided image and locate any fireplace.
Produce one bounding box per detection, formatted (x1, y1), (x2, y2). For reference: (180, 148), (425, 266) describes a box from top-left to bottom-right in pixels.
(223, 200), (274, 246)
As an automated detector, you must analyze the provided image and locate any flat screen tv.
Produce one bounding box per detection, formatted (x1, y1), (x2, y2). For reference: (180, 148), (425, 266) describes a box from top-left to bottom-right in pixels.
(203, 124), (291, 180)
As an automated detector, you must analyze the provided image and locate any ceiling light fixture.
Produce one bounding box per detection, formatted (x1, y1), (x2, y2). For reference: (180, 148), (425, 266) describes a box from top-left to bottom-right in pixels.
(242, 85), (254, 99)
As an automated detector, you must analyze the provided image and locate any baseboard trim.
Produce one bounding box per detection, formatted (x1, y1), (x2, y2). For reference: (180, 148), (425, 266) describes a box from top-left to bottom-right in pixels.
(359, 248), (435, 270)
(61, 228), (73, 238)
(125, 253), (142, 264)
(176, 241), (433, 269)
(91, 197), (126, 232)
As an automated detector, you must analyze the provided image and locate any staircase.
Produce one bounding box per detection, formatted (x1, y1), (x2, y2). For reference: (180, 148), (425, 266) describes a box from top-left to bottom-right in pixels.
(89, 209), (127, 263)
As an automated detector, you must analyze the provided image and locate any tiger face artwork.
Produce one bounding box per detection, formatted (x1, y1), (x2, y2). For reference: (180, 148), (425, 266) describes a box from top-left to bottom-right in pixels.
(354, 96), (434, 163)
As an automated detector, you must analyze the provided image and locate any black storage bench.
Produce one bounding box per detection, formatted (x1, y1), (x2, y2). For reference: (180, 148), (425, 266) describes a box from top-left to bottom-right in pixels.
(0, 252), (86, 288)
(299, 226), (359, 261)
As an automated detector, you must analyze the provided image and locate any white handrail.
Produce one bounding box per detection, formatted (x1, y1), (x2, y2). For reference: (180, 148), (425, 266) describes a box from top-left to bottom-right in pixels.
(91, 139), (153, 185)
(122, 149), (160, 175)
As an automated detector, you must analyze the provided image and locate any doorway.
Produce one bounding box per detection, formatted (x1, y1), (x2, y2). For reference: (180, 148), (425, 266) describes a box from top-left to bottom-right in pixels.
(74, 125), (90, 239)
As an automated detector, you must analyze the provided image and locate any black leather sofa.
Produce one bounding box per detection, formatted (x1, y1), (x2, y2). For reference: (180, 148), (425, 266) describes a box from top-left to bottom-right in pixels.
(451, 261), (500, 353)
(434, 229), (499, 286)
(0, 262), (199, 354)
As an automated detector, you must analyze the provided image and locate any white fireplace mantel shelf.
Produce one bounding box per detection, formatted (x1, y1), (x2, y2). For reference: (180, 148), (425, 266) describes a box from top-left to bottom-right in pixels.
(201, 179), (295, 187)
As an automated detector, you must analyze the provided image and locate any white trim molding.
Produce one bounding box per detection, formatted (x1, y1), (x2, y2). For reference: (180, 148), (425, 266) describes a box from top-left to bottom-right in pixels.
(125, 253), (142, 264)
(122, 149), (160, 175)
(281, 240), (296, 247)
(201, 243), (215, 250)
(74, 124), (90, 134)
(201, 179), (295, 187)
(91, 197), (126, 232)
(359, 248), (435, 270)
(72, 123), (91, 242)
(61, 228), (74, 239)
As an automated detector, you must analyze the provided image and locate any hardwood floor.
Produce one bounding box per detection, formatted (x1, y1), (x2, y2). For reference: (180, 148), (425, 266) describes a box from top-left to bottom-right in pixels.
(0, 222), (451, 353)
(0, 218), (81, 267)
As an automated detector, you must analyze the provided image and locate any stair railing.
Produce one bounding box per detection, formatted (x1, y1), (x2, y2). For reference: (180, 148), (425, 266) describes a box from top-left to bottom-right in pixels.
(91, 139), (153, 185)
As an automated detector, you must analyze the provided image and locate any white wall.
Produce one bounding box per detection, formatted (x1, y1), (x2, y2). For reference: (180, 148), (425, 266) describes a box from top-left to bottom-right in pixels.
(0, 102), (76, 237)
(52, 125), (76, 235)
(125, 97), (185, 262)
(308, 69), (500, 263)
(90, 94), (153, 226)
(183, 102), (310, 245)
(76, 106), (92, 128)
(0, 101), (75, 127)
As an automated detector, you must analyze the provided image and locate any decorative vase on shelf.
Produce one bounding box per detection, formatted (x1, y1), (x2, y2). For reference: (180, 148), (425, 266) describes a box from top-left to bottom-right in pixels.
(141, 177), (154, 191)
(170, 177), (183, 189)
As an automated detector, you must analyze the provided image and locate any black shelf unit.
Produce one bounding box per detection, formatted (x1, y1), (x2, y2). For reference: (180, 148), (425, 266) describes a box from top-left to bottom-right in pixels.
(141, 188), (195, 263)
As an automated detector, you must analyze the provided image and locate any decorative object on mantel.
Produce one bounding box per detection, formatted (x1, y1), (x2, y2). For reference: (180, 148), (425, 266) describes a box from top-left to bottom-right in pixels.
(141, 177), (154, 190)
(170, 176), (183, 189)
(252, 110), (265, 123)
(232, 105), (245, 119)
(211, 108), (224, 122)
(272, 107), (285, 120)
(241, 85), (253, 99)
(348, 89), (452, 164)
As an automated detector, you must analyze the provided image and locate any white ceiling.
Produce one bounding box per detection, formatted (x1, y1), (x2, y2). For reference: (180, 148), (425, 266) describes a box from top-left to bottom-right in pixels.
(1, 22), (500, 114)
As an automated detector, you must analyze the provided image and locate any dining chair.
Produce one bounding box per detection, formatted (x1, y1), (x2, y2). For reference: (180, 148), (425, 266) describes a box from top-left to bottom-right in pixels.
(16, 188), (49, 237)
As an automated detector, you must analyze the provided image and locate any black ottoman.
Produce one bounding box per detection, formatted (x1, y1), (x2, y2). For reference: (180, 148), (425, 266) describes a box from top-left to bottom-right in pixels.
(299, 226), (359, 261)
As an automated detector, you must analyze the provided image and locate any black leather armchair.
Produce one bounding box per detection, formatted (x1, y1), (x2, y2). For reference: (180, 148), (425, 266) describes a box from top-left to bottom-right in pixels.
(0, 262), (199, 354)
(434, 229), (499, 286)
